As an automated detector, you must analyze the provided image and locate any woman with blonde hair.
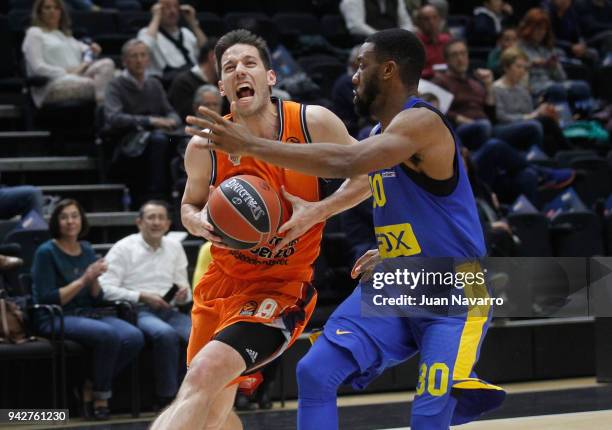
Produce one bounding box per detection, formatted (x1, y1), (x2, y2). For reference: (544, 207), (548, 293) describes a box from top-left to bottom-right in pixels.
(22, 0), (115, 107)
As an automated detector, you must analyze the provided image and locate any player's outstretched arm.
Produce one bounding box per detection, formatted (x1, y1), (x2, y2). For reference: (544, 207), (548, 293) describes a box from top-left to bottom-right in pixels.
(186, 105), (447, 178)
(272, 105), (372, 251)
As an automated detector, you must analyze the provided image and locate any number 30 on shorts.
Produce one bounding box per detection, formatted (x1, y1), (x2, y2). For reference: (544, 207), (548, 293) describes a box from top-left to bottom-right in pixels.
(415, 362), (449, 397)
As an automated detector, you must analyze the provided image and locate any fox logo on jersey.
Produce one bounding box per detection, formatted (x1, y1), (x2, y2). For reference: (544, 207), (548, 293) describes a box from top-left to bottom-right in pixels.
(375, 223), (422, 258)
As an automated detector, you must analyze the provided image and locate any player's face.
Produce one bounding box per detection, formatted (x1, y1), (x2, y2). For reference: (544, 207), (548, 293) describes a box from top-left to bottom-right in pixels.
(137, 204), (171, 242)
(218, 44), (276, 117)
(58, 205), (82, 240)
(352, 43), (382, 117)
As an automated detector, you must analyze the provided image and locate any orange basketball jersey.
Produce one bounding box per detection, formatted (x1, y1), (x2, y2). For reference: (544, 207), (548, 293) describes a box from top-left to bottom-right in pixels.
(208, 98), (324, 284)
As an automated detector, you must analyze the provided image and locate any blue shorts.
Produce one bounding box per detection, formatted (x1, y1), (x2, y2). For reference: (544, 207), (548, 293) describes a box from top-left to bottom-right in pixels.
(322, 285), (505, 424)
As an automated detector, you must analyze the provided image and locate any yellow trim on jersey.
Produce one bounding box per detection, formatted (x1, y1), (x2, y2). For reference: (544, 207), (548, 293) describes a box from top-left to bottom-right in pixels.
(452, 378), (504, 391)
(453, 261), (490, 379)
(375, 223), (422, 259)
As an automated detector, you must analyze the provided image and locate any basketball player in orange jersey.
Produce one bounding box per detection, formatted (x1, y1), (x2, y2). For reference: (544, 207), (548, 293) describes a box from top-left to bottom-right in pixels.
(151, 29), (370, 430)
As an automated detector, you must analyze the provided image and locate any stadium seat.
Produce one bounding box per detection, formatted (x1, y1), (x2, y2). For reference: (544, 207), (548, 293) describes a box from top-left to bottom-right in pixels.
(570, 156), (611, 207)
(117, 11), (150, 34)
(300, 60), (345, 97)
(603, 213), (612, 256)
(507, 213), (553, 257)
(0, 281), (59, 408)
(2, 229), (50, 274)
(554, 150), (597, 167)
(320, 14), (359, 48)
(223, 13), (278, 47)
(550, 211), (604, 257)
(197, 12), (227, 37)
(266, 0), (316, 15)
(273, 13), (321, 37)
(219, 0), (266, 14)
(71, 11), (119, 38)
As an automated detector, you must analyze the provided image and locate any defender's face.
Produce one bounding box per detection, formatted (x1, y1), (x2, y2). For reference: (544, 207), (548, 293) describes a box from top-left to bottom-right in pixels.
(218, 44), (276, 117)
(352, 43), (381, 117)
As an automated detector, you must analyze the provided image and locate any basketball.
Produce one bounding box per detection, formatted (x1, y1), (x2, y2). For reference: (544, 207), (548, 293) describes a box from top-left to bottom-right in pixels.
(207, 175), (283, 250)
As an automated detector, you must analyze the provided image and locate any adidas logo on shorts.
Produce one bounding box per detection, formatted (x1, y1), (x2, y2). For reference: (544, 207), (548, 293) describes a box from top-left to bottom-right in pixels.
(246, 348), (259, 363)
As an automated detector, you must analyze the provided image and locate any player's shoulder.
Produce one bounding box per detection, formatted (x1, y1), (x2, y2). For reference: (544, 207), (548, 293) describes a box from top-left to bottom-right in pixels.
(304, 104), (337, 125)
(392, 105), (445, 130)
(303, 104), (353, 144)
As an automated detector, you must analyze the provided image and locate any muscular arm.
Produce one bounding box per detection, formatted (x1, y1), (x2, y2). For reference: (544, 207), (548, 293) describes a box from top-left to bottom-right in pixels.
(181, 136), (213, 236)
(305, 105), (371, 216)
(187, 107), (451, 179)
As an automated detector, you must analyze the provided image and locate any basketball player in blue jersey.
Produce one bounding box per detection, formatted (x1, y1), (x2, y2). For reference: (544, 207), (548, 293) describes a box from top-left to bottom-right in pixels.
(186, 28), (506, 429)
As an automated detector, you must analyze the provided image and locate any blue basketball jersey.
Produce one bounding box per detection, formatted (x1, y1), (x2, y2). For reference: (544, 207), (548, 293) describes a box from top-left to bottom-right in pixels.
(368, 97), (486, 259)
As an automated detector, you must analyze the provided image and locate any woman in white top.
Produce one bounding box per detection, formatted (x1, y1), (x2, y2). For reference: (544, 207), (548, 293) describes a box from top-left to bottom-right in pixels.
(22, 0), (115, 107)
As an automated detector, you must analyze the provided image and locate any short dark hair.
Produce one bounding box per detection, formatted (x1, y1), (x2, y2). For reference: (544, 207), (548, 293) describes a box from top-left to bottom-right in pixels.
(365, 29), (425, 87)
(198, 37), (218, 64)
(215, 29), (272, 73)
(49, 199), (89, 240)
(138, 200), (170, 219)
(443, 39), (467, 60)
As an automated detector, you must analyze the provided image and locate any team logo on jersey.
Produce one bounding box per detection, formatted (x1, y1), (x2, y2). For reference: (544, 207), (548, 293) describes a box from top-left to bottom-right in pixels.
(239, 301), (258, 316)
(228, 154), (241, 165)
(375, 223), (422, 258)
(286, 137), (300, 143)
(382, 171), (396, 178)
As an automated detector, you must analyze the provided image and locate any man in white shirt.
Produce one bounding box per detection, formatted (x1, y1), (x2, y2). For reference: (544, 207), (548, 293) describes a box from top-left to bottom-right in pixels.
(340, 0), (414, 37)
(99, 200), (192, 406)
(138, 0), (207, 81)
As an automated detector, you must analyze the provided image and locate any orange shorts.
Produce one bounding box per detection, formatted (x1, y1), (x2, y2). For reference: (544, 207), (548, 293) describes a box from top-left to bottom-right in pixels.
(187, 261), (317, 380)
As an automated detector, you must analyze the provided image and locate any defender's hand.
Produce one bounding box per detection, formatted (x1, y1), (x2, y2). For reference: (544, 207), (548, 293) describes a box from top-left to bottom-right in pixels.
(351, 249), (381, 281)
(273, 186), (325, 253)
(185, 102), (257, 156)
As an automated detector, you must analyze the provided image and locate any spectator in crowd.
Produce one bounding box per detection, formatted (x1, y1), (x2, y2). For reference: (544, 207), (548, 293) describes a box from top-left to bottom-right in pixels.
(494, 47), (572, 155)
(517, 8), (592, 110)
(433, 39), (545, 151)
(469, 0), (514, 47)
(192, 84), (222, 118)
(31, 199), (144, 420)
(331, 45), (361, 137)
(168, 38), (218, 121)
(98, 200), (191, 408)
(548, 0), (598, 63)
(487, 27), (518, 76)
(339, 0), (414, 38)
(432, 40), (495, 149)
(0, 185), (44, 218)
(104, 39), (181, 206)
(21, 0), (115, 108)
(138, 0), (207, 83)
(415, 4), (452, 79)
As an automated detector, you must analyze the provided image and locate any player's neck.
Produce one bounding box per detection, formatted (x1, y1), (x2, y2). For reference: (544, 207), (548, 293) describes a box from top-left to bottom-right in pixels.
(377, 87), (416, 131)
(236, 100), (280, 140)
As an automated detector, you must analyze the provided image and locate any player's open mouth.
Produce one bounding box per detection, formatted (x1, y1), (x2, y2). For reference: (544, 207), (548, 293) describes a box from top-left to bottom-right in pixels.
(236, 83), (255, 103)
